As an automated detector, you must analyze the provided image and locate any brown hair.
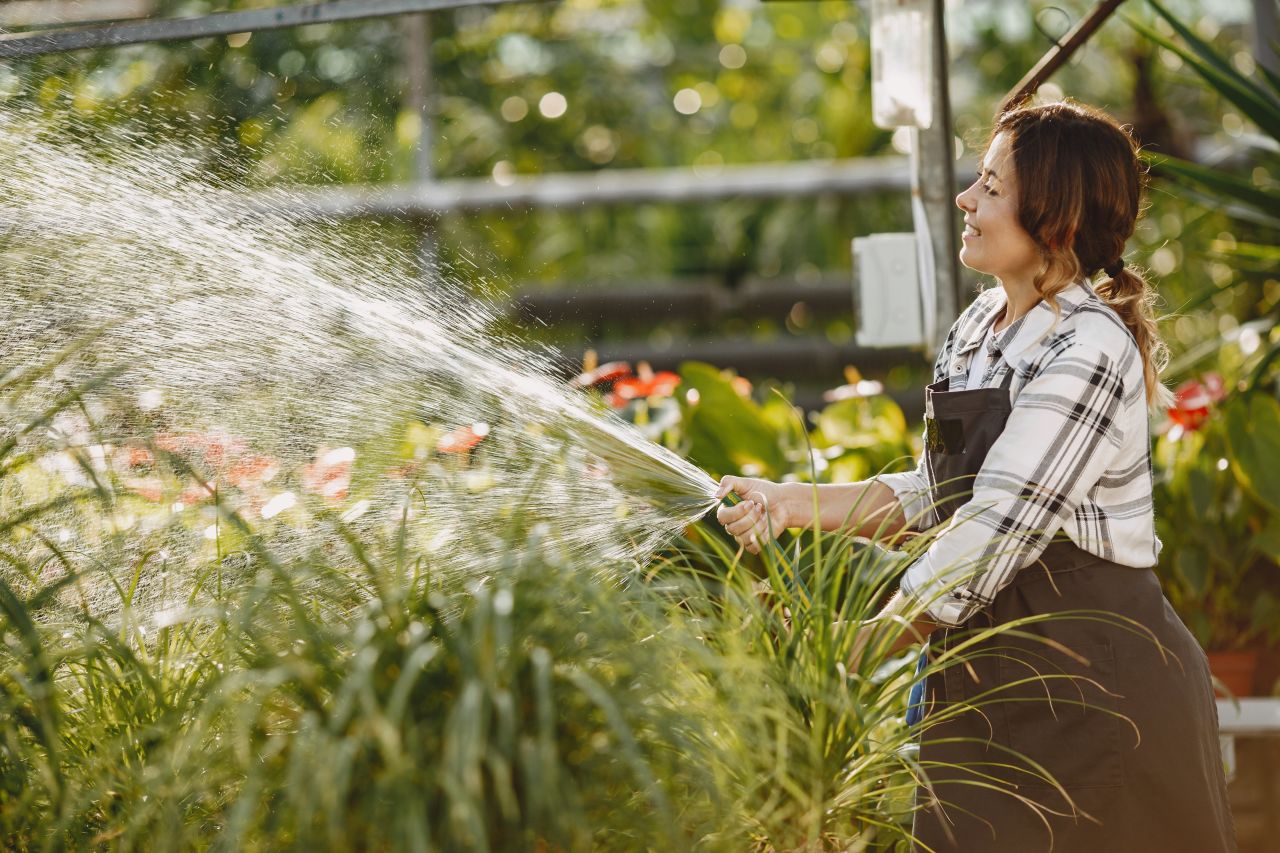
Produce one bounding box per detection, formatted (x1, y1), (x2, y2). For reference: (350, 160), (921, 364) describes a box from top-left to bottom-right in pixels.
(991, 100), (1169, 406)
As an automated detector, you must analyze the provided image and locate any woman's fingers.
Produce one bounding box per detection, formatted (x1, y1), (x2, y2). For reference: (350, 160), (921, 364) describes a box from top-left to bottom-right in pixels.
(722, 501), (758, 534)
(714, 476), (740, 500)
(713, 480), (778, 555)
(714, 500), (751, 526)
(722, 500), (774, 549)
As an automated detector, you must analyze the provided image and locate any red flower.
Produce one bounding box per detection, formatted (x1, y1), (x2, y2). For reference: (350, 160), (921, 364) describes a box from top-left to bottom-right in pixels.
(611, 371), (681, 403)
(436, 423), (490, 454)
(180, 483), (215, 505)
(1168, 373), (1226, 432)
(570, 361), (632, 389)
(151, 431), (248, 471)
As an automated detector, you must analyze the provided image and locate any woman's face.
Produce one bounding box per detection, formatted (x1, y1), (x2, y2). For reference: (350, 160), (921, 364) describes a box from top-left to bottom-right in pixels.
(955, 131), (1043, 285)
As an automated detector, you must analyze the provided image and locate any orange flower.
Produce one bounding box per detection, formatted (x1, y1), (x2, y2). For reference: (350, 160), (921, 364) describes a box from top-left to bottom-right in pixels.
(226, 454), (279, 490)
(123, 476), (163, 502)
(436, 423), (490, 454)
(127, 446), (154, 468)
(180, 483), (215, 506)
(302, 447), (355, 502)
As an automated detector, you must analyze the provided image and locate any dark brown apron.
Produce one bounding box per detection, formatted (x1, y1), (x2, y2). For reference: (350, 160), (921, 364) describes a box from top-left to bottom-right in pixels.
(909, 374), (1237, 853)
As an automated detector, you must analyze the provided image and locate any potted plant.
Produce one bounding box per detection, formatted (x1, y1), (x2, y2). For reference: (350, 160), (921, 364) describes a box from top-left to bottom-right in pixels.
(1152, 372), (1280, 695)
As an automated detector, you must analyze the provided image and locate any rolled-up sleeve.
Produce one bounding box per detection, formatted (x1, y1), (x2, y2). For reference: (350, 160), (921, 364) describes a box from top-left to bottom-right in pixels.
(873, 462), (935, 531)
(899, 343), (1128, 626)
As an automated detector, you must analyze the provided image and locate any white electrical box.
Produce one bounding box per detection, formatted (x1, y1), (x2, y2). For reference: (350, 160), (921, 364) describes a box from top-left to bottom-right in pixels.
(853, 232), (925, 348)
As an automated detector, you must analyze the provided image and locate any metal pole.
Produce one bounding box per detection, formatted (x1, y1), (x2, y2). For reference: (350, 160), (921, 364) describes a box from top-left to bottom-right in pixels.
(1253, 0), (1278, 77)
(0, 0), (517, 59)
(914, 0), (960, 353)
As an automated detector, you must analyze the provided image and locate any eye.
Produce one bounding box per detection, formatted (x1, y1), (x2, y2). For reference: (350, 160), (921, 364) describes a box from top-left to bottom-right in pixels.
(975, 170), (997, 196)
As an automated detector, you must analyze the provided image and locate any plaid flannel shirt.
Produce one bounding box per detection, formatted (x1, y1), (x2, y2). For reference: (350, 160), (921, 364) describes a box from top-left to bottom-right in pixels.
(875, 280), (1161, 626)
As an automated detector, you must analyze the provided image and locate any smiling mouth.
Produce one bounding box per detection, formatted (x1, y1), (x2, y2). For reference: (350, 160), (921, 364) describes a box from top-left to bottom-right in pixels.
(963, 223), (981, 237)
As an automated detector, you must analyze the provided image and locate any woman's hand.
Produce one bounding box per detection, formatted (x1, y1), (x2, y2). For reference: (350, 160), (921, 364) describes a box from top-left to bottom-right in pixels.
(714, 476), (799, 554)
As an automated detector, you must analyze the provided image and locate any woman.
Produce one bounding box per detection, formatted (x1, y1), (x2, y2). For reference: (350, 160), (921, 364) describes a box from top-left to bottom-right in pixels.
(715, 101), (1236, 852)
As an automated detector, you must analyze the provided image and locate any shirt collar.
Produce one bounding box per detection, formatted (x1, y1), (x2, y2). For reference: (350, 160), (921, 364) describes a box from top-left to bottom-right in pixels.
(951, 280), (1095, 374)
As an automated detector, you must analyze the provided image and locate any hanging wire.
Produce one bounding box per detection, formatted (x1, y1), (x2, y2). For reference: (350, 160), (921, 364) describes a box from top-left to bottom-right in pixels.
(1033, 5), (1076, 48)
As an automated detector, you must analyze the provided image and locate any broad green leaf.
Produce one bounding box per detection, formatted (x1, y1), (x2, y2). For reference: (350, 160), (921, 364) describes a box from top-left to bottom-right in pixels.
(1175, 545), (1210, 595)
(1186, 466), (1215, 518)
(678, 361), (786, 478)
(1249, 591), (1280, 644)
(759, 395), (806, 446)
(1225, 393), (1280, 513)
(1253, 516), (1280, 564)
(826, 452), (870, 485)
(816, 398), (877, 448)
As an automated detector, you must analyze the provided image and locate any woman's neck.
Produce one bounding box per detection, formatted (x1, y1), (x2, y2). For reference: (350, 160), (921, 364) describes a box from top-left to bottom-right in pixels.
(994, 276), (1042, 332)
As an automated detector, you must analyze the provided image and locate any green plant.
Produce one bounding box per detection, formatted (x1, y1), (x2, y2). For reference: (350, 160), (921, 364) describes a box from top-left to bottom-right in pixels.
(1153, 372), (1280, 652)
(1127, 0), (1280, 387)
(1124, 0), (1280, 654)
(0, 353), (1136, 851)
(578, 359), (917, 487)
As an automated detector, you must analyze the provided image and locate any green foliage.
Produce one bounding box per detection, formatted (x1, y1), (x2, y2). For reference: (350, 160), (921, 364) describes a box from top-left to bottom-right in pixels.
(1153, 388), (1280, 652)
(1126, 0), (1280, 386)
(1224, 391), (1280, 513)
(1123, 0), (1280, 653)
(0, 382), (735, 850)
(677, 362), (790, 479)
(1132, 0), (1280, 144)
(0, 355), (1135, 850)
(1, 0), (907, 289)
(621, 361), (917, 486)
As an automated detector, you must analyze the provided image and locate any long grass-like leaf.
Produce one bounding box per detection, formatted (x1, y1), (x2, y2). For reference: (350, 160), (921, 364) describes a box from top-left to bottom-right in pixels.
(1143, 151), (1280, 219)
(1128, 6), (1280, 140)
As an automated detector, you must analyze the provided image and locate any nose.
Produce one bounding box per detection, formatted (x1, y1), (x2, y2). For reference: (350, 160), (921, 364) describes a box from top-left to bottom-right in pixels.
(956, 184), (975, 212)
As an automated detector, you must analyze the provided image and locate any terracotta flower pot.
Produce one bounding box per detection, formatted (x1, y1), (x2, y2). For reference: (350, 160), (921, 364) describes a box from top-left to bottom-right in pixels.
(1207, 649), (1259, 698)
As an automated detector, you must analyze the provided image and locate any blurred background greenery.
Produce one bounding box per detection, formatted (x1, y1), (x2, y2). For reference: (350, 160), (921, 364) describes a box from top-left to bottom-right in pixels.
(4, 0), (1271, 344)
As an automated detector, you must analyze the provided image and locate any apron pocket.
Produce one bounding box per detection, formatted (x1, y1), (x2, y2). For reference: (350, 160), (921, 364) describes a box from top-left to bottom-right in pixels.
(925, 417), (966, 455)
(996, 640), (1125, 789)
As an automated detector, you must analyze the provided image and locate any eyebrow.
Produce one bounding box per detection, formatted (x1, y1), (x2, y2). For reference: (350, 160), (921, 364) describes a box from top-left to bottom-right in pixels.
(979, 166), (1003, 184)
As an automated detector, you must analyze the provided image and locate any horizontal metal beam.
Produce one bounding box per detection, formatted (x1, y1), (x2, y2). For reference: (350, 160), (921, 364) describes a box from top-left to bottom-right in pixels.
(256, 156), (947, 217)
(0, 0), (513, 59)
(565, 336), (921, 379)
(1217, 698), (1280, 736)
(513, 281), (854, 326)
(0, 0), (153, 29)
